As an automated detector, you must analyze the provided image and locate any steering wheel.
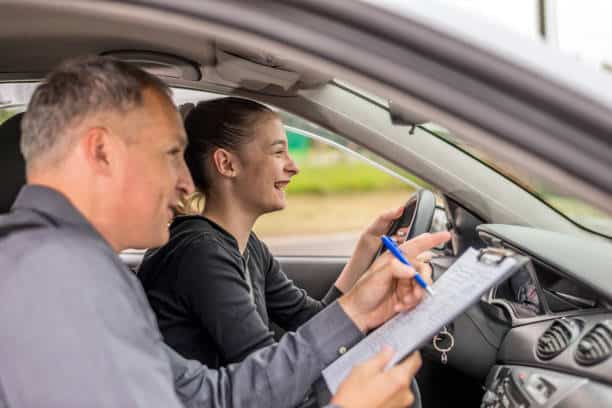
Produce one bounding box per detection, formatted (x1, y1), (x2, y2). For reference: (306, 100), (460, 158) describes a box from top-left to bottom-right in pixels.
(374, 189), (437, 259)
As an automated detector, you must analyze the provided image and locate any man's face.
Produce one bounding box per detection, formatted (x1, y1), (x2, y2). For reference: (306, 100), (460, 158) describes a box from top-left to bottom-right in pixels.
(110, 88), (193, 249)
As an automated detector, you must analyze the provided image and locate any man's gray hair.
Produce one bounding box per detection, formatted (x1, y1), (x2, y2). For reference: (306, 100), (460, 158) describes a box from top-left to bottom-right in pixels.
(21, 55), (172, 166)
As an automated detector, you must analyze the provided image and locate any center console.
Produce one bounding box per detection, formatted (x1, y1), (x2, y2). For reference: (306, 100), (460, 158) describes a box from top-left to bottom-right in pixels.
(482, 365), (611, 407)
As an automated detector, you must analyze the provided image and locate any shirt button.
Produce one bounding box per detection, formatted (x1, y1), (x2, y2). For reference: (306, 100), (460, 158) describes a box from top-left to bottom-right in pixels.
(338, 346), (348, 355)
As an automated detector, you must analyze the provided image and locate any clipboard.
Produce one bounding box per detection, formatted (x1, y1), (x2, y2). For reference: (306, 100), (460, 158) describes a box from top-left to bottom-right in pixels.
(322, 246), (529, 393)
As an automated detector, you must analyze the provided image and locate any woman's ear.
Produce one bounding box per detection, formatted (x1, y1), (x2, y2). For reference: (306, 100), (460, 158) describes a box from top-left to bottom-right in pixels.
(211, 148), (238, 178)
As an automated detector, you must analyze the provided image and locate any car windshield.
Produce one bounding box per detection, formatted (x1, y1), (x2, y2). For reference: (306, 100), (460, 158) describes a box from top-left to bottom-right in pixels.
(359, 0), (612, 238)
(423, 123), (612, 238)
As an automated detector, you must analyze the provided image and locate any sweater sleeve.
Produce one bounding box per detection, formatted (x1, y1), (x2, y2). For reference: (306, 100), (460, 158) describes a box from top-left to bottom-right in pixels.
(175, 237), (276, 364)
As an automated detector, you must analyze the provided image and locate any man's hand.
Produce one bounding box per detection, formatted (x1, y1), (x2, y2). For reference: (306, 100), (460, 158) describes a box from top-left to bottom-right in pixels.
(338, 231), (451, 332)
(331, 347), (422, 408)
(335, 206), (409, 293)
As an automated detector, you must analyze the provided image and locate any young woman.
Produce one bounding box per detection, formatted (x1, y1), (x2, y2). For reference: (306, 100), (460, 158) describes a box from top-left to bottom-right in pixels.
(138, 97), (409, 368)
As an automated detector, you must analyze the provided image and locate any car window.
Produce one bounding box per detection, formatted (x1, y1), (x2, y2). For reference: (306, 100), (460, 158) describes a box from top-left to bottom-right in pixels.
(168, 87), (432, 257)
(0, 84), (221, 126)
(0, 83), (32, 125)
(0, 108), (17, 125)
(1, 83), (432, 255)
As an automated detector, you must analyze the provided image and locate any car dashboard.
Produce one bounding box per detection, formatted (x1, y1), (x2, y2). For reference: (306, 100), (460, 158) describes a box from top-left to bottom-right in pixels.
(464, 224), (612, 407)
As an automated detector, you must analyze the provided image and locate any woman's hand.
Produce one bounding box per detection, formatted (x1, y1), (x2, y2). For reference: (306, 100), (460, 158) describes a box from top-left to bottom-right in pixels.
(334, 206), (408, 293)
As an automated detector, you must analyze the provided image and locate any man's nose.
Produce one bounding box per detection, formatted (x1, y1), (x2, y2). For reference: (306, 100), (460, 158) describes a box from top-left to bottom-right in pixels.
(178, 159), (195, 195)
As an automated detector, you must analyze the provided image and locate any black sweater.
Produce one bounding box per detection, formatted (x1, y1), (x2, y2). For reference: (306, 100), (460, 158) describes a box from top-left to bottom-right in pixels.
(138, 215), (341, 368)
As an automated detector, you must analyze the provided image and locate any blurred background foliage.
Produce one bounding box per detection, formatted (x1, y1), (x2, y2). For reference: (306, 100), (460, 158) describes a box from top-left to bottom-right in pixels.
(0, 109), (17, 124)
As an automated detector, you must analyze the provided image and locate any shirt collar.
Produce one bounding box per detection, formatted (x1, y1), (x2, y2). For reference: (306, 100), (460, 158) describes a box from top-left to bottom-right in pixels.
(11, 184), (106, 241)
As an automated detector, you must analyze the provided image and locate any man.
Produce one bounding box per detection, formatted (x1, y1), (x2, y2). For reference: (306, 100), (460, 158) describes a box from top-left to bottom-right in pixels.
(0, 56), (450, 407)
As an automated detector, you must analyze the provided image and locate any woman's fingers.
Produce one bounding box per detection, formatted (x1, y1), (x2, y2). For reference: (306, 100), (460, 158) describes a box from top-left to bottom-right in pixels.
(391, 227), (410, 244)
(386, 205), (405, 221)
(366, 206), (405, 236)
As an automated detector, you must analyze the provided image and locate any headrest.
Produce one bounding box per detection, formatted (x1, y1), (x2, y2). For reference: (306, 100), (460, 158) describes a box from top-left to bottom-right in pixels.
(178, 103), (195, 120)
(0, 112), (26, 213)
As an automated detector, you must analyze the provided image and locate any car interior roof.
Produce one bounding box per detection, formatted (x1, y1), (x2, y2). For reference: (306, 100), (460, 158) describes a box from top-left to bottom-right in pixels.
(0, 3), (329, 95)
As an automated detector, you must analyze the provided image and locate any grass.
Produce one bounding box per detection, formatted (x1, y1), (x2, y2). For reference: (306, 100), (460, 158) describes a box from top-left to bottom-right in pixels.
(286, 160), (418, 195)
(543, 195), (607, 218)
(252, 157), (420, 236)
(0, 109), (17, 125)
(542, 194), (612, 236)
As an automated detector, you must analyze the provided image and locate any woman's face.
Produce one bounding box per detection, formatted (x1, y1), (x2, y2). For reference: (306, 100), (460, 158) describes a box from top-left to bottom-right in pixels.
(234, 115), (299, 216)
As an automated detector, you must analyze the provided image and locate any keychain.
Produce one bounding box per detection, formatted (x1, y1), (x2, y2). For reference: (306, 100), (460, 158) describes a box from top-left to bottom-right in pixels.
(433, 326), (455, 364)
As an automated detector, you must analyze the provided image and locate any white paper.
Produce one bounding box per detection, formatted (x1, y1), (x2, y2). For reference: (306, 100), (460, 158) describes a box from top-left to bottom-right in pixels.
(322, 247), (520, 393)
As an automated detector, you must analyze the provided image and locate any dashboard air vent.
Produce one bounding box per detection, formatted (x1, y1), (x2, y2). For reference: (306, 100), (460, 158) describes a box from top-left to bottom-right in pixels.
(575, 321), (612, 366)
(536, 318), (582, 360)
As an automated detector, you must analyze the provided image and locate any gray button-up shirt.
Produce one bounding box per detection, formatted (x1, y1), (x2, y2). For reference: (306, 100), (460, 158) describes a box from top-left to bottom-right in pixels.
(0, 185), (363, 408)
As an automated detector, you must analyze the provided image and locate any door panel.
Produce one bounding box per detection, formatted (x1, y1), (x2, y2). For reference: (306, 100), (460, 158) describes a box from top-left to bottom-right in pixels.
(275, 256), (347, 300)
(270, 256), (346, 340)
(120, 250), (347, 297)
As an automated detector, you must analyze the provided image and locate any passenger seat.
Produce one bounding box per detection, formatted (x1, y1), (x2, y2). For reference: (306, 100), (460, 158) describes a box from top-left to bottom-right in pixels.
(0, 112), (26, 213)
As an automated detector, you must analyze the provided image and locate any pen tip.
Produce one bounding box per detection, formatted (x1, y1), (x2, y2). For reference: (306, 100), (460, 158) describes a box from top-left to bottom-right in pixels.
(426, 287), (436, 296)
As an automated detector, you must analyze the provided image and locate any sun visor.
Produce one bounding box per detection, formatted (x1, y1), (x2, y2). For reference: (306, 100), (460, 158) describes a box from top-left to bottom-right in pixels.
(215, 49), (300, 91)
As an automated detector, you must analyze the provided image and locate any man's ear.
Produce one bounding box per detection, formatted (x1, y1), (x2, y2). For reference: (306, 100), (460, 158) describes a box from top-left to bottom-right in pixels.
(81, 126), (116, 176)
(212, 148), (238, 178)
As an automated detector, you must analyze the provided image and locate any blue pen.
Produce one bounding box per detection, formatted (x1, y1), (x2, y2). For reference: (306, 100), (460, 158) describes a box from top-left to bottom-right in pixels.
(381, 235), (435, 296)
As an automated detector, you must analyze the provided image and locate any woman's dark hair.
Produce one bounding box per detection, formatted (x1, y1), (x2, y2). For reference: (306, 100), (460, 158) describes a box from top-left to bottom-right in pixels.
(179, 97), (276, 214)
